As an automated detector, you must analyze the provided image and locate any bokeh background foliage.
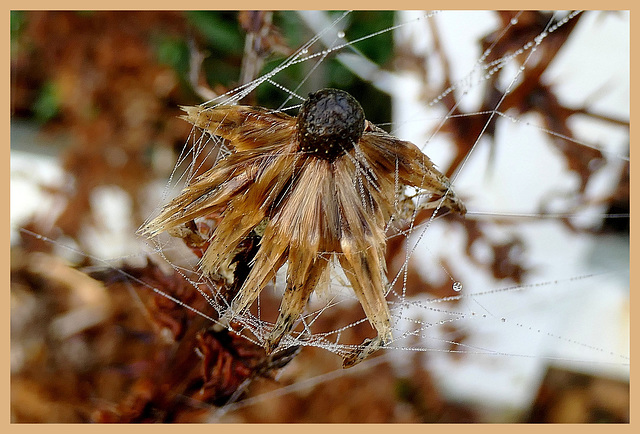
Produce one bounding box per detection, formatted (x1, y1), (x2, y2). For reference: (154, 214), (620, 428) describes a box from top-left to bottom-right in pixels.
(10, 11), (628, 423)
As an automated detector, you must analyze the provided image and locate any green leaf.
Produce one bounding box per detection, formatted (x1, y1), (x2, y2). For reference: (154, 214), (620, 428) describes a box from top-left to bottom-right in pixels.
(32, 81), (61, 123)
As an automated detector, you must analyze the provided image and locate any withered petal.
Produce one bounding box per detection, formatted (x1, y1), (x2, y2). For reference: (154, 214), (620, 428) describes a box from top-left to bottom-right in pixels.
(266, 257), (329, 353)
(181, 105), (297, 152)
(360, 129), (467, 215)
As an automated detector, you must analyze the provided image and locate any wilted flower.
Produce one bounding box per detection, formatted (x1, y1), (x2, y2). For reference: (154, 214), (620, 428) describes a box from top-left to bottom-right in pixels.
(140, 88), (465, 367)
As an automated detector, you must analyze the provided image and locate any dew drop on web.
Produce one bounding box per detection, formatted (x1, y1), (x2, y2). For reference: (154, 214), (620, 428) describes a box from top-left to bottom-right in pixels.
(452, 281), (463, 292)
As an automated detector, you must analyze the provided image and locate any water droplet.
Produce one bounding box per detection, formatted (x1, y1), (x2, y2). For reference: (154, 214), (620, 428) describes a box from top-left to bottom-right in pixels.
(301, 48), (309, 54)
(337, 31), (345, 38)
(452, 281), (463, 292)
(501, 317), (506, 323)
(510, 18), (519, 25)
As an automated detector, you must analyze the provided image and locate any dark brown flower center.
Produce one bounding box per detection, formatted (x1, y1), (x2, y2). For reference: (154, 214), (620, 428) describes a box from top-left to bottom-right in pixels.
(296, 88), (366, 161)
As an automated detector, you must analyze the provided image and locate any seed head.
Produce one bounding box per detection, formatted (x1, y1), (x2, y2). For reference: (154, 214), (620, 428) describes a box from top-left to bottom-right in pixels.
(296, 88), (365, 161)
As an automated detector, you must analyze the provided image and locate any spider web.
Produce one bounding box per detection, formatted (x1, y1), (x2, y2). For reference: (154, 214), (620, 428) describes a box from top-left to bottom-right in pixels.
(135, 10), (629, 417)
(11, 10), (629, 422)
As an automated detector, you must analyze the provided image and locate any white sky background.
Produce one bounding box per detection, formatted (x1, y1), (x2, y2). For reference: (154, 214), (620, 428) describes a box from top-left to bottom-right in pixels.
(10, 10), (630, 420)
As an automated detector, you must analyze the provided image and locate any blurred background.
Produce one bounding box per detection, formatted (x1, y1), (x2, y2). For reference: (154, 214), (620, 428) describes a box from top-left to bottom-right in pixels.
(10, 11), (629, 423)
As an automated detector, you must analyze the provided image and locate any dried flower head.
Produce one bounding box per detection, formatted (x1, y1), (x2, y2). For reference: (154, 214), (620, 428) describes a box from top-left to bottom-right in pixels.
(140, 88), (466, 367)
